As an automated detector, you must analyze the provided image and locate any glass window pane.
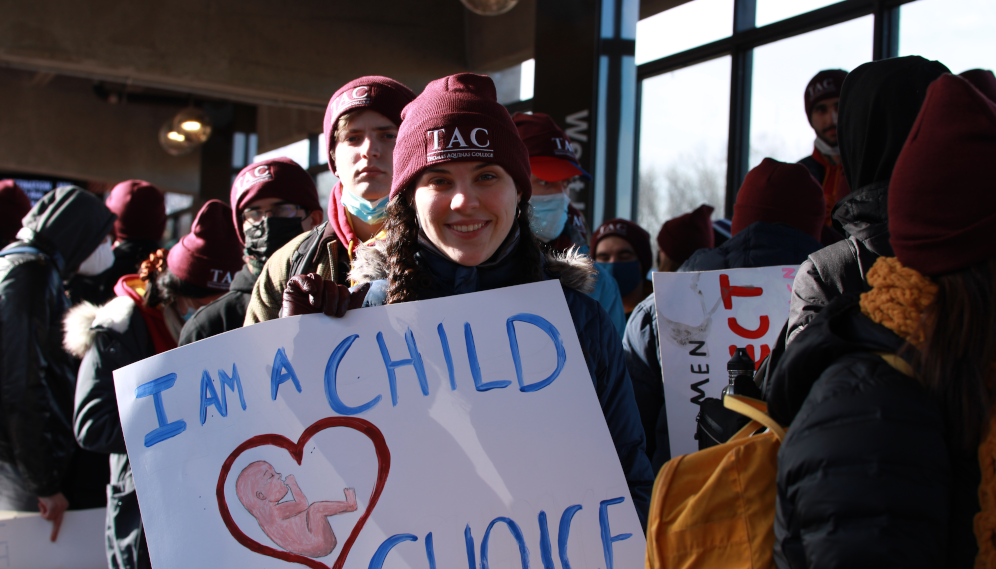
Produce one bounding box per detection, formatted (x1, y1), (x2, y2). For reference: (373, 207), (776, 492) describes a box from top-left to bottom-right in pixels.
(637, 56), (730, 238)
(253, 138), (310, 168)
(899, 0), (996, 74)
(636, 0), (734, 65)
(756, 0), (842, 28)
(748, 15), (873, 170)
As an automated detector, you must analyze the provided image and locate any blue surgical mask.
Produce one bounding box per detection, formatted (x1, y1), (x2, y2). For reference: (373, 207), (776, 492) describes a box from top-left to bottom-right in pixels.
(181, 306), (196, 322)
(528, 193), (569, 242)
(341, 190), (390, 224)
(596, 260), (643, 296)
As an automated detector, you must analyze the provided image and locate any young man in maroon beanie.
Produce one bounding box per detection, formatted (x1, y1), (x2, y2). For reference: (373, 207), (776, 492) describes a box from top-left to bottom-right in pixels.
(244, 76), (416, 325)
(592, 218), (653, 317)
(656, 204), (714, 272)
(68, 180), (166, 307)
(513, 112), (626, 337)
(179, 158), (322, 345)
(798, 70), (850, 231)
(785, 56), (949, 345)
(0, 180), (30, 248)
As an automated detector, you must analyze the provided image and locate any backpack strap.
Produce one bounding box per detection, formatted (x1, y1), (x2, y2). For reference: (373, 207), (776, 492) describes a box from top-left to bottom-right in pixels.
(0, 246), (44, 258)
(723, 394), (786, 441)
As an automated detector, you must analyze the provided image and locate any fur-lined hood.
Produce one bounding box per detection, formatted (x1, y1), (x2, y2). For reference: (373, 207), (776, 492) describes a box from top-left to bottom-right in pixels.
(348, 238), (597, 294)
(63, 296), (136, 359)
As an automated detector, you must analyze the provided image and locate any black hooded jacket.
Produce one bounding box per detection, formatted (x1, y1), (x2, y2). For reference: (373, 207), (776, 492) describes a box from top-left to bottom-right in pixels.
(178, 265), (256, 345)
(0, 186), (115, 496)
(68, 238), (160, 307)
(786, 56), (950, 344)
(769, 296), (980, 569)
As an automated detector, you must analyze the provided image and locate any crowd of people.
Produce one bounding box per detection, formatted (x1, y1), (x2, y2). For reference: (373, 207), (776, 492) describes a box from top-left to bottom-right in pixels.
(0, 54), (995, 568)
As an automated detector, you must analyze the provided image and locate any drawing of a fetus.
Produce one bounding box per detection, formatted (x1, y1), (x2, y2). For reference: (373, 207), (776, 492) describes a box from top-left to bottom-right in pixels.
(236, 461), (357, 558)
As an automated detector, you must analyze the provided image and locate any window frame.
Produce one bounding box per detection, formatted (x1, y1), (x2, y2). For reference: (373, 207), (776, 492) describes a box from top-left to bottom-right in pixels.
(635, 0), (913, 218)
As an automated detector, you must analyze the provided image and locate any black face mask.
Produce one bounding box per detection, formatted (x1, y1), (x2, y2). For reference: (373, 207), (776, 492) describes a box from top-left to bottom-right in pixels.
(244, 217), (305, 272)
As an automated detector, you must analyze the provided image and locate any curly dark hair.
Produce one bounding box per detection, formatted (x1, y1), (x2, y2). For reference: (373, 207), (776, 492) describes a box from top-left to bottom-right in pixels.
(383, 188), (544, 304)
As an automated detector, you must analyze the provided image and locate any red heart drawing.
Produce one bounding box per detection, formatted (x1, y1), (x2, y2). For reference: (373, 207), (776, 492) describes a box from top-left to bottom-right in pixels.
(216, 417), (390, 569)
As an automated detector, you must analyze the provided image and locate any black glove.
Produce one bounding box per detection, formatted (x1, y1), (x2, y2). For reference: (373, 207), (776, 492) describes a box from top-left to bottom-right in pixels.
(280, 273), (350, 318)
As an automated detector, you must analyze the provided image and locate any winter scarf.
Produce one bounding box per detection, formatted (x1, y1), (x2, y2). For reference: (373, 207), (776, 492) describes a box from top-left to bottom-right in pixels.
(859, 256), (995, 567)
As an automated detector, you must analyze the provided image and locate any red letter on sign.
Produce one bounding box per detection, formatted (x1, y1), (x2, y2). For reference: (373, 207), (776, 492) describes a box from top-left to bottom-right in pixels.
(720, 274), (763, 309)
(728, 315), (770, 339)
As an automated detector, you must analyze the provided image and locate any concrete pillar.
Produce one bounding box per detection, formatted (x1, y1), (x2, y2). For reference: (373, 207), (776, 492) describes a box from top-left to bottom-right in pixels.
(532, 0), (639, 229)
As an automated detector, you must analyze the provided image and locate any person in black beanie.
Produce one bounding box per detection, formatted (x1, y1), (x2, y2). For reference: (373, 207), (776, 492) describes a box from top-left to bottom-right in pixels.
(68, 180), (166, 307)
(785, 56), (949, 345)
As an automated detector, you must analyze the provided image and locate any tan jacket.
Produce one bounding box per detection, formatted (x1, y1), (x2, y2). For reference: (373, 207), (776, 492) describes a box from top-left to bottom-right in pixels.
(243, 228), (344, 325)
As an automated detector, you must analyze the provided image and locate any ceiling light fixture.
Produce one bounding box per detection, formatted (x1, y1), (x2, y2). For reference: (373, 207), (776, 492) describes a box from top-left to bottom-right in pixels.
(459, 0), (519, 16)
(159, 106), (212, 156)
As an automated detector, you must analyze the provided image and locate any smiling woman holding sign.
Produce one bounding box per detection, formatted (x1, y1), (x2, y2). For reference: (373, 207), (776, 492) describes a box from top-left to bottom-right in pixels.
(279, 73), (655, 525)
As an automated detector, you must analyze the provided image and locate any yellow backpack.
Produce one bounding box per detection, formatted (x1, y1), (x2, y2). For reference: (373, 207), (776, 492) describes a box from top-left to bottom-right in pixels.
(645, 353), (912, 569)
(645, 394), (785, 569)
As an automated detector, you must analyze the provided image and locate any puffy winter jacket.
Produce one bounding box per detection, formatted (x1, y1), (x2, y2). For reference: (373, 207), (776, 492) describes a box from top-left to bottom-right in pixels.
(769, 296), (979, 568)
(622, 221), (822, 471)
(179, 264), (256, 345)
(349, 235), (655, 528)
(678, 221), (823, 272)
(785, 182), (889, 344)
(0, 186), (115, 497)
(65, 289), (156, 569)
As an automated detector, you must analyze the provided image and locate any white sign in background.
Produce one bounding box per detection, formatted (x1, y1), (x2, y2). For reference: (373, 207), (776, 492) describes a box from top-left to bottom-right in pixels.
(653, 266), (797, 458)
(0, 508), (106, 569)
(114, 281), (644, 569)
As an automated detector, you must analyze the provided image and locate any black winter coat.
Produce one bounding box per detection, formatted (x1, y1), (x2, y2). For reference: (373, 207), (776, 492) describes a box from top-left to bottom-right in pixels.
(68, 239), (160, 307)
(785, 182), (890, 344)
(0, 187), (115, 497)
(352, 235), (656, 528)
(178, 265), (256, 345)
(769, 296), (980, 568)
(623, 221), (822, 472)
(67, 295), (155, 569)
(678, 222), (823, 272)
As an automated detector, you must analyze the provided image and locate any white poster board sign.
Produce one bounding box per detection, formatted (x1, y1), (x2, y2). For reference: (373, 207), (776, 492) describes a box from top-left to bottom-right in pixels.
(114, 280), (644, 569)
(0, 508), (106, 569)
(653, 266), (797, 458)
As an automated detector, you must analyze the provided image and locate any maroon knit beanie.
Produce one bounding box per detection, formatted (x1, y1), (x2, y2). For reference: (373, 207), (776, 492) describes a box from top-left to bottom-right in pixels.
(391, 73), (532, 202)
(230, 157), (321, 243)
(512, 112), (591, 182)
(106, 180), (166, 242)
(959, 69), (996, 103)
(592, 218), (653, 273)
(890, 74), (996, 276)
(805, 69), (848, 120)
(657, 204), (715, 267)
(323, 76), (416, 176)
(0, 180), (31, 243)
(732, 158), (825, 241)
(167, 200), (245, 291)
